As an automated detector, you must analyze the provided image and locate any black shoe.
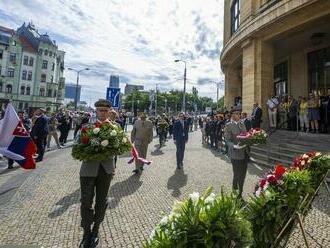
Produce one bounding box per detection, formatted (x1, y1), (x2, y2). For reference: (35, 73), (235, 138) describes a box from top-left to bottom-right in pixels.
(89, 233), (100, 248)
(132, 169), (140, 175)
(176, 164), (181, 170)
(140, 167), (144, 171)
(7, 165), (14, 169)
(79, 233), (91, 248)
(35, 158), (43, 163)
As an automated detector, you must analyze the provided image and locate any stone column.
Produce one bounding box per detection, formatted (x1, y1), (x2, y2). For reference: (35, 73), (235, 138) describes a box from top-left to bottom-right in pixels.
(224, 65), (242, 109)
(242, 39), (274, 125)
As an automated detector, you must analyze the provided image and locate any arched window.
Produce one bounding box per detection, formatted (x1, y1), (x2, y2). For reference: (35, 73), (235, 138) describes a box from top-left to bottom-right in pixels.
(0, 82), (3, 92)
(26, 86), (31, 95)
(20, 85), (25, 95)
(53, 90), (57, 97)
(5, 84), (12, 93)
(39, 88), (45, 96)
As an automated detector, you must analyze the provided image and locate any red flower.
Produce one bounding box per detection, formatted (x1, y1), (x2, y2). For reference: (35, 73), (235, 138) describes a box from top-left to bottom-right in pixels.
(294, 158), (300, 167)
(267, 175), (277, 185)
(82, 136), (90, 144)
(94, 122), (102, 127)
(274, 164), (286, 179)
(254, 128), (261, 131)
(307, 152), (316, 158)
(260, 179), (267, 188)
(81, 127), (89, 133)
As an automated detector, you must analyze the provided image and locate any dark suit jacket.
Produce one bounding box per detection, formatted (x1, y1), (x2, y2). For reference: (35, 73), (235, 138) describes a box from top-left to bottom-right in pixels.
(173, 119), (189, 143)
(288, 100), (299, 118)
(31, 115), (49, 138)
(243, 119), (252, 131)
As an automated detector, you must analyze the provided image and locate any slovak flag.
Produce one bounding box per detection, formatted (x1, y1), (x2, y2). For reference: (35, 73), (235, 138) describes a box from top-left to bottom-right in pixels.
(0, 104), (37, 169)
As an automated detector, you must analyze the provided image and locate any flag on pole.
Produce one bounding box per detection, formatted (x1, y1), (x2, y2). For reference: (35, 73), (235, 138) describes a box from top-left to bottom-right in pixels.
(127, 146), (152, 165)
(0, 104), (37, 169)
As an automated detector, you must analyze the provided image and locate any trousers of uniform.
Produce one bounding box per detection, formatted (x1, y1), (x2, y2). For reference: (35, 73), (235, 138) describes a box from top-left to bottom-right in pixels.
(47, 131), (61, 148)
(268, 109), (277, 128)
(135, 143), (148, 170)
(176, 141), (186, 165)
(231, 159), (248, 198)
(80, 166), (113, 231)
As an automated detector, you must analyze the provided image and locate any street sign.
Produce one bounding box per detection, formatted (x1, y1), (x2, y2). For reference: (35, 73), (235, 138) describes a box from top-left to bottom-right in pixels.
(106, 87), (120, 108)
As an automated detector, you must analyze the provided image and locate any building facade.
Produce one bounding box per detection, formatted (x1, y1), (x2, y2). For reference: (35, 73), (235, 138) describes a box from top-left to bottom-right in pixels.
(0, 22), (65, 113)
(220, 0), (330, 119)
(64, 83), (81, 104)
(109, 75), (120, 88)
(124, 84), (144, 95)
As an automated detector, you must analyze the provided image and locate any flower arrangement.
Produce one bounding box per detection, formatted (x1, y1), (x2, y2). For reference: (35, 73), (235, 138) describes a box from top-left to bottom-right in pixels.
(145, 152), (329, 248)
(246, 152), (330, 247)
(237, 128), (267, 146)
(71, 120), (131, 161)
(144, 187), (253, 248)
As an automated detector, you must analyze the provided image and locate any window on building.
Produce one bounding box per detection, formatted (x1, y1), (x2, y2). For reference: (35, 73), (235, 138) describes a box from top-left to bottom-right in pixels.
(39, 88), (45, 96)
(0, 65), (2, 75)
(24, 102), (29, 110)
(27, 71), (32, 81)
(49, 51), (52, 57)
(52, 62), (55, 71)
(0, 49), (3, 59)
(42, 60), (48, 69)
(50, 75), (53, 83)
(6, 84), (12, 93)
(9, 53), (16, 63)
(29, 57), (34, 66)
(7, 68), (14, 77)
(54, 90), (57, 97)
(274, 61), (288, 96)
(22, 70), (27, 80)
(44, 50), (48, 56)
(23, 56), (28, 65)
(12, 40), (16, 46)
(20, 85), (25, 95)
(18, 102), (23, 110)
(26, 86), (31, 95)
(0, 82), (2, 92)
(308, 47), (330, 95)
(231, 0), (240, 35)
(47, 89), (52, 97)
(41, 74), (46, 82)
(38, 48), (43, 55)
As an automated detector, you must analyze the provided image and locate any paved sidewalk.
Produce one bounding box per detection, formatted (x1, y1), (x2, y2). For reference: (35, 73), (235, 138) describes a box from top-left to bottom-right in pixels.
(0, 130), (328, 247)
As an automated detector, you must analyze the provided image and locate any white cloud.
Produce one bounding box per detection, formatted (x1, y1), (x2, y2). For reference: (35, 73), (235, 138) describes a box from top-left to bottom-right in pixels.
(0, 0), (224, 103)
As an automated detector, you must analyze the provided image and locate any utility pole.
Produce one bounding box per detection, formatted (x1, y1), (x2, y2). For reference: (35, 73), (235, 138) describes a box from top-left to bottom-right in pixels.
(155, 84), (158, 116)
(174, 60), (187, 113)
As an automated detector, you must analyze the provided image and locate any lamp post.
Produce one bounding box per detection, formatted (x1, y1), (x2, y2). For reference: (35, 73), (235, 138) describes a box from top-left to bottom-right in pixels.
(211, 80), (224, 109)
(165, 98), (167, 113)
(67, 67), (90, 111)
(174, 59), (187, 113)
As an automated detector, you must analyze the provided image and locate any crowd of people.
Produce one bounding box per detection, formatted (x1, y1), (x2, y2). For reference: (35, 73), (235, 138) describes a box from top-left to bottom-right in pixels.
(0, 103), (128, 169)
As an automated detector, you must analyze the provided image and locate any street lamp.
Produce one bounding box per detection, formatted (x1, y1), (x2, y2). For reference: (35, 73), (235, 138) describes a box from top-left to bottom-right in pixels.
(174, 59), (187, 113)
(67, 67), (90, 111)
(211, 80), (224, 109)
(165, 98), (167, 113)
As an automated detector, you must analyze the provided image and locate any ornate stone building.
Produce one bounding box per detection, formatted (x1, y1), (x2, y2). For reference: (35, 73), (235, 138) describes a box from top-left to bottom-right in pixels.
(220, 0), (330, 116)
(0, 22), (65, 113)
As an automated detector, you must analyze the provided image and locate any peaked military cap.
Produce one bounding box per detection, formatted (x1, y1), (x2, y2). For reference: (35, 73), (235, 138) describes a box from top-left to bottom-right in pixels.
(94, 99), (112, 108)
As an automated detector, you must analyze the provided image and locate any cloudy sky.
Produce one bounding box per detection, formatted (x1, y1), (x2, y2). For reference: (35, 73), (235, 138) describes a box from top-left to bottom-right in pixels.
(0, 0), (224, 104)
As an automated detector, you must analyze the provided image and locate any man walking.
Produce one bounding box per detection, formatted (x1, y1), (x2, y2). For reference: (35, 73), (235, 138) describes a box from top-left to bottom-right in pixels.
(131, 112), (153, 174)
(224, 108), (249, 198)
(31, 108), (48, 162)
(79, 99), (116, 248)
(173, 112), (189, 169)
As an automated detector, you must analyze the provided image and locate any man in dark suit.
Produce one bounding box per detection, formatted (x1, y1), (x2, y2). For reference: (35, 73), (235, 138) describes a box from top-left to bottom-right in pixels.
(31, 108), (48, 162)
(173, 112), (189, 169)
(241, 112), (251, 131)
(287, 95), (299, 131)
(79, 100), (115, 248)
(251, 103), (262, 128)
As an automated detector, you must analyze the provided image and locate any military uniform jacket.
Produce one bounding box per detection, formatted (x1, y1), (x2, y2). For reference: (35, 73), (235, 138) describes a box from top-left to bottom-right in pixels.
(131, 119), (153, 145)
(79, 119), (115, 177)
(224, 121), (249, 160)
